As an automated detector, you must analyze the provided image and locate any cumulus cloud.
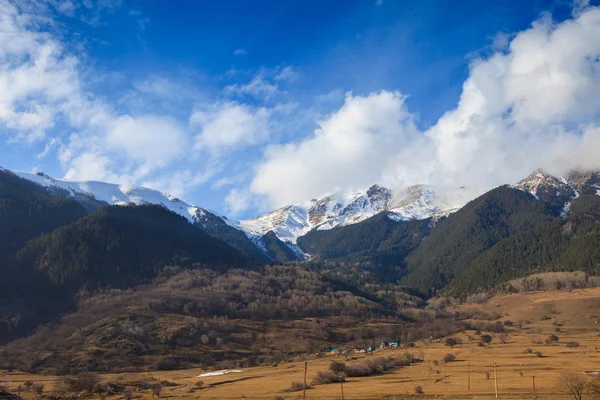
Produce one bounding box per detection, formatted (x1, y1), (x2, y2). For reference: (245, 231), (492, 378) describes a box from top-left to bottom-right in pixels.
(250, 91), (418, 206)
(191, 101), (273, 153)
(233, 48), (247, 55)
(244, 7), (600, 210)
(0, 1), (192, 188)
(105, 115), (186, 163)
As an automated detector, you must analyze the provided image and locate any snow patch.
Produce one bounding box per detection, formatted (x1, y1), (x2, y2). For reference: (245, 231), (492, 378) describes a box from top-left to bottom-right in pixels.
(196, 370), (243, 377)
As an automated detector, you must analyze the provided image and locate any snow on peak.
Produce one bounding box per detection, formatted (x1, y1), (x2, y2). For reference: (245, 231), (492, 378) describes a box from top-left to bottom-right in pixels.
(13, 170), (207, 223)
(239, 184), (462, 244)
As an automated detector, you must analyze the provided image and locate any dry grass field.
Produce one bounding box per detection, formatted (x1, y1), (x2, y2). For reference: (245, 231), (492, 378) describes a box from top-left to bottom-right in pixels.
(3, 288), (600, 399)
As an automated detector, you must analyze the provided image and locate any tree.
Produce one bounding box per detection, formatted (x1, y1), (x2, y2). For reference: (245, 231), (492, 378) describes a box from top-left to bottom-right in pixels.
(200, 334), (209, 345)
(546, 334), (559, 345)
(151, 383), (163, 398)
(559, 374), (586, 400)
(445, 338), (458, 348)
(329, 361), (347, 375)
(32, 383), (44, 395)
(124, 388), (134, 400)
(480, 334), (493, 344)
(443, 354), (456, 363)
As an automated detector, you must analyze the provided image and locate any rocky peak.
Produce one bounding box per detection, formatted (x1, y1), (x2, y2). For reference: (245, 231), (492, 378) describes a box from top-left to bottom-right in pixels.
(515, 169), (576, 209)
(366, 184), (392, 211)
(566, 169), (600, 195)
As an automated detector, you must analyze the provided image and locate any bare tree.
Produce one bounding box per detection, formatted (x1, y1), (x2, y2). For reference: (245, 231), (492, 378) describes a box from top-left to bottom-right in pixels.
(560, 373), (586, 400)
(151, 383), (163, 398)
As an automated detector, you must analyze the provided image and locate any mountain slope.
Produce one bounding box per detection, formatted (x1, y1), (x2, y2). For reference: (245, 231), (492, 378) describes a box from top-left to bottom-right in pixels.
(447, 194), (600, 295)
(16, 204), (251, 288)
(400, 186), (556, 295)
(0, 170), (88, 259)
(12, 170), (279, 261)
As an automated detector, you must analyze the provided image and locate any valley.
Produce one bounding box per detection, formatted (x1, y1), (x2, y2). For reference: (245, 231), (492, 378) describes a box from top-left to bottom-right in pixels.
(3, 287), (600, 399)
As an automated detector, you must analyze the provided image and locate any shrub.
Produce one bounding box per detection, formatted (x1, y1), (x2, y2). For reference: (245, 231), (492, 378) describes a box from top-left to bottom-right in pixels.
(124, 388), (134, 400)
(565, 341), (580, 348)
(498, 334), (508, 344)
(525, 348), (533, 354)
(445, 338), (458, 348)
(274, 396), (285, 400)
(24, 381), (33, 390)
(311, 371), (345, 385)
(535, 351), (543, 358)
(156, 358), (180, 371)
(414, 385), (424, 394)
(283, 382), (309, 392)
(150, 383), (163, 397)
(344, 364), (372, 377)
(64, 372), (102, 393)
(480, 334), (493, 344)
(194, 381), (204, 388)
(443, 354), (456, 363)
(32, 383), (44, 395)
(485, 371), (490, 380)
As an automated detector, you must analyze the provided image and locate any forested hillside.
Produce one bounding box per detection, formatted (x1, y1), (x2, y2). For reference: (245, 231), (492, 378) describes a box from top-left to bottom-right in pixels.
(398, 186), (556, 295)
(17, 204), (250, 288)
(447, 195), (600, 295)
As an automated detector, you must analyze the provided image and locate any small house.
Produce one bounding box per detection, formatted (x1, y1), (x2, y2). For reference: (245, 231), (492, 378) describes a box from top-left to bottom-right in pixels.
(389, 340), (400, 347)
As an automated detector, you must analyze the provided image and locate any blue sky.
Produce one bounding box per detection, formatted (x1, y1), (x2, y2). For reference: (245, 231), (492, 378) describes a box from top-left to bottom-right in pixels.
(2, 0), (600, 219)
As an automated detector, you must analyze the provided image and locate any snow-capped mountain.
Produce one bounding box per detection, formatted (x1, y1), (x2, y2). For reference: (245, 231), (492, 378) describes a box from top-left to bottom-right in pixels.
(514, 169), (600, 214)
(12, 170), (212, 223)
(14, 166), (599, 261)
(240, 184), (464, 244)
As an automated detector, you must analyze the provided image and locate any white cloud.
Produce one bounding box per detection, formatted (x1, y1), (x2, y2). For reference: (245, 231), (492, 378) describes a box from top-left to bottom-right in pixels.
(224, 71), (279, 100)
(105, 115), (186, 163)
(142, 168), (216, 198)
(191, 101), (272, 153)
(275, 66), (297, 81)
(0, 1), (197, 195)
(234, 48), (247, 55)
(243, 7), (600, 211)
(225, 188), (254, 214)
(250, 91), (418, 206)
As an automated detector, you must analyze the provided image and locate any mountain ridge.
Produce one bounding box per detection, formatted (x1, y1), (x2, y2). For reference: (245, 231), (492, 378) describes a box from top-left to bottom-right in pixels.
(7, 167), (600, 262)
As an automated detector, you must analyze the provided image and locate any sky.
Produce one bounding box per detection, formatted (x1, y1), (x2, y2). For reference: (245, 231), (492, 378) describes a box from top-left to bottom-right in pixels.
(1, 0), (600, 219)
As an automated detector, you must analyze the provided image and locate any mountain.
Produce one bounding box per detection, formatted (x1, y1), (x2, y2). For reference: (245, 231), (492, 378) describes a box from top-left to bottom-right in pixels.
(16, 204), (251, 288)
(514, 169), (600, 214)
(10, 170), (280, 262)
(11, 169), (468, 260)
(398, 169), (600, 296)
(240, 184), (464, 246)
(399, 185), (556, 295)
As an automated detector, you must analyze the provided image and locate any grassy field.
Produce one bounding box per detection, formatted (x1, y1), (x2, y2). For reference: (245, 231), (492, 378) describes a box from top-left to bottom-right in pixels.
(3, 288), (600, 399)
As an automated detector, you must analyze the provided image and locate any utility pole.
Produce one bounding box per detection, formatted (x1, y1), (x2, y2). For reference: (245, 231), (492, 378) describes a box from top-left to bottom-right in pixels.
(340, 379), (344, 400)
(468, 360), (471, 391)
(303, 361), (308, 400)
(494, 363), (499, 399)
(428, 361), (431, 379)
(444, 363), (447, 384)
(533, 375), (536, 396)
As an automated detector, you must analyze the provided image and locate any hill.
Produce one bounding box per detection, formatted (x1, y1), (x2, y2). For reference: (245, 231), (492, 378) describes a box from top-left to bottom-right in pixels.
(0, 266), (412, 374)
(399, 186), (556, 295)
(16, 204), (250, 288)
(4, 284), (600, 399)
